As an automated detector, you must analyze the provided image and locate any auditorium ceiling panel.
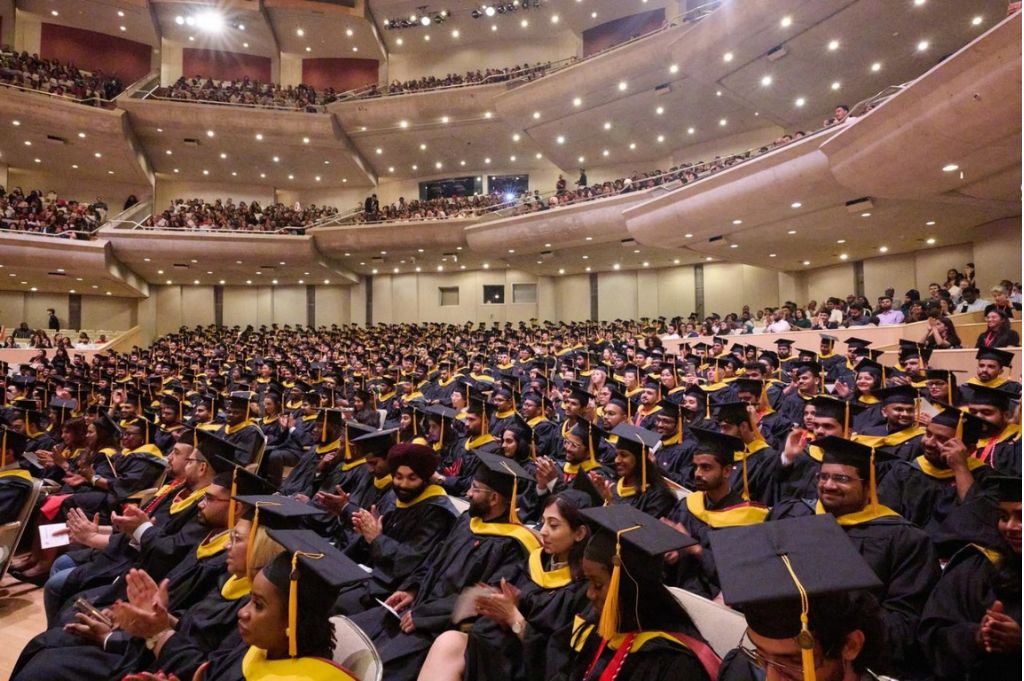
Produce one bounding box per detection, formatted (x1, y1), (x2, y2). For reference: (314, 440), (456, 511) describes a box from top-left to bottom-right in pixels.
(19, 0), (159, 44)
(0, 233), (147, 296)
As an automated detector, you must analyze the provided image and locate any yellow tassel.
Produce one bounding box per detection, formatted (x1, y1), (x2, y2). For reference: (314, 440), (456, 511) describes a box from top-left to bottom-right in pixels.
(947, 378), (953, 406)
(228, 468), (238, 530)
(779, 554), (816, 681)
(343, 423), (351, 460)
(843, 403), (850, 439)
(246, 505), (260, 581)
(641, 445), (648, 493)
(288, 552), (300, 658)
(954, 412), (964, 442)
(597, 525), (641, 640)
(740, 447), (750, 502)
(869, 448), (878, 509)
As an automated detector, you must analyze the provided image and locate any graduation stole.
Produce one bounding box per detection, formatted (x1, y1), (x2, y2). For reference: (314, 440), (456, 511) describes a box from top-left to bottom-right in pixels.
(170, 484), (210, 515)
(469, 516), (541, 553)
(967, 375), (1009, 388)
(286, 399), (304, 410)
(571, 617), (721, 681)
(315, 438), (343, 456)
(968, 542), (1004, 566)
(561, 418), (576, 438)
(0, 469), (32, 483)
(493, 408), (517, 420)
(372, 474), (393, 490)
(635, 405), (662, 422)
(528, 548), (572, 589)
(852, 427), (925, 449)
(241, 646), (357, 681)
(912, 455), (986, 479)
(300, 413), (318, 423)
(815, 501), (900, 526)
(401, 391), (424, 404)
(855, 394), (881, 406)
(124, 443), (167, 466)
(339, 457), (366, 472)
(526, 415), (549, 428)
(975, 423), (1022, 464)
(563, 457), (601, 478)
(395, 483), (446, 509)
(734, 438), (772, 462)
(225, 419), (257, 435)
(806, 444), (826, 462)
(220, 574), (252, 601)
(615, 478), (638, 499)
(195, 529), (232, 560)
(261, 415), (280, 426)
(685, 492), (769, 528)
(464, 432), (497, 451)
(660, 431), (683, 447)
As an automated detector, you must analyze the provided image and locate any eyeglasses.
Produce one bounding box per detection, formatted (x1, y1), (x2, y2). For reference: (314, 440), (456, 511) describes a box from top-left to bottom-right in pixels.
(468, 482), (494, 495)
(184, 457), (203, 464)
(815, 473), (863, 485)
(201, 493), (230, 504)
(737, 644), (807, 681)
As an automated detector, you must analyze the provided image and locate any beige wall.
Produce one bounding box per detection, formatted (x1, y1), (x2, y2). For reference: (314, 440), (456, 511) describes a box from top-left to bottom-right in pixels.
(314, 286), (352, 326)
(81, 295), (137, 331)
(386, 33), (578, 84)
(369, 269), (541, 324)
(656, 265), (697, 317)
(279, 53), (303, 88)
(970, 219), (1022, 292)
(552, 274), (591, 322)
(13, 8), (41, 53)
(802, 263), (856, 305)
(160, 39), (184, 86)
(153, 179), (276, 213)
(0, 290), (138, 334)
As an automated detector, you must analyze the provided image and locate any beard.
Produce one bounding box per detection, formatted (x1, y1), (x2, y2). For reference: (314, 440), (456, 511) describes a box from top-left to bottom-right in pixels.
(467, 496), (490, 518)
(393, 483), (426, 503)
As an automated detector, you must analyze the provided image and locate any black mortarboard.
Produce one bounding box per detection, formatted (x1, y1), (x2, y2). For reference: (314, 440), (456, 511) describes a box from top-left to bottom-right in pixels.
(263, 529), (371, 657)
(235, 494), (319, 529)
(564, 382), (592, 406)
(0, 427), (29, 462)
(815, 435), (894, 482)
(732, 378), (764, 397)
(844, 337), (872, 349)
(655, 399), (681, 420)
(794, 360), (822, 375)
(691, 426), (744, 466)
(474, 451), (532, 522)
(818, 334), (838, 349)
(714, 401), (752, 426)
(991, 476), (1022, 503)
(930, 403), (987, 446)
(809, 395), (865, 436)
(581, 505), (697, 639)
(871, 384), (918, 405)
(712, 516), (882, 645)
(966, 384), (1014, 410)
(195, 429), (247, 468)
(350, 427), (399, 455)
(774, 338), (795, 348)
(976, 347), (1014, 367)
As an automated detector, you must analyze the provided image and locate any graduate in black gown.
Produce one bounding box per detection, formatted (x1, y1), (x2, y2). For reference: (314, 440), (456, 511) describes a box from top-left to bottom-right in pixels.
(768, 435), (940, 676)
(336, 442), (460, 614)
(601, 424), (676, 518)
(564, 504), (718, 681)
(0, 430), (34, 523)
(350, 451), (539, 681)
(854, 385), (926, 462)
(713, 401), (781, 505)
(713, 515), (895, 681)
(419, 490), (595, 681)
(918, 475), (1022, 681)
(960, 346), (1022, 405)
(878, 404), (1001, 555)
(968, 384), (1023, 476)
(184, 529), (371, 681)
(215, 391), (265, 467)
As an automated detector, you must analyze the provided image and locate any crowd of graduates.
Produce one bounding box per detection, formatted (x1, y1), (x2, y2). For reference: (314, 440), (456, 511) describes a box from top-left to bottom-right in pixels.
(0, 319), (1020, 681)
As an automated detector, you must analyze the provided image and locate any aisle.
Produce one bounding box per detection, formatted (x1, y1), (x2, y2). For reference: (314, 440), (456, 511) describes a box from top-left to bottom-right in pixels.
(0, 575), (45, 679)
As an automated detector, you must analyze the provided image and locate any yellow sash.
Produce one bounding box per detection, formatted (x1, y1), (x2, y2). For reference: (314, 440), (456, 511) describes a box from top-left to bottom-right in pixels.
(571, 616), (692, 653)
(660, 431), (682, 447)
(615, 478), (637, 499)
(241, 646), (357, 681)
(528, 549), (573, 589)
(469, 516), (541, 553)
(685, 493), (768, 528)
(816, 501), (901, 526)
(220, 574), (252, 601)
(0, 469), (33, 482)
(807, 445), (825, 462)
(563, 458), (601, 477)
(225, 419), (257, 435)
(170, 485), (209, 515)
(373, 474), (393, 490)
(967, 376), (1010, 388)
(977, 423), (1022, 449)
(493, 409), (517, 420)
(340, 457), (365, 472)
(395, 484), (447, 509)
(196, 529), (232, 559)
(913, 455), (986, 479)
(734, 438), (772, 462)
(464, 432), (497, 451)
(315, 439), (343, 455)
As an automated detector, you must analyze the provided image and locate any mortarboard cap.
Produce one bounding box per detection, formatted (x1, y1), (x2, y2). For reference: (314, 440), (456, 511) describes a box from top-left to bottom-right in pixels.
(930, 403), (987, 446)
(965, 384), (1015, 410)
(691, 426), (744, 466)
(871, 384), (918, 405)
(990, 476), (1022, 503)
(976, 347), (1014, 367)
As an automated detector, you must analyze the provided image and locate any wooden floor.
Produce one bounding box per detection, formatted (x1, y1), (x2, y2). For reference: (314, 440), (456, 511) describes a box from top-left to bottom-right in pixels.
(0, 571), (47, 679)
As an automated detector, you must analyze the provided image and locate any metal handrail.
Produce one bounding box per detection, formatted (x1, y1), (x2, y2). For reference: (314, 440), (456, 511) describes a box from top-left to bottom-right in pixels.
(0, 80), (113, 106)
(336, 60), (563, 101)
(0, 224), (98, 239)
(105, 218), (310, 236)
(143, 91), (332, 113)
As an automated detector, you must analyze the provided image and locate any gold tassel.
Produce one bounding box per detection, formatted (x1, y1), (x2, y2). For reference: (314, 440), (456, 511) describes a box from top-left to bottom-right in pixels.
(501, 461), (520, 524)
(343, 423), (351, 460)
(288, 552), (300, 657)
(640, 445), (648, 493)
(779, 554), (817, 681)
(843, 403), (850, 439)
(740, 447), (750, 501)
(321, 412), (329, 444)
(869, 448), (878, 509)
(946, 378), (953, 406)
(597, 525), (641, 640)
(246, 505), (260, 579)
(228, 467), (238, 530)
(954, 411), (964, 441)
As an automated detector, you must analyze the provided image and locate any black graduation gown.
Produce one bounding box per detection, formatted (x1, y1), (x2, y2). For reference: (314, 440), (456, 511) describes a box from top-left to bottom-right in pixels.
(527, 417), (560, 459)
(918, 545), (1022, 681)
(776, 392), (813, 426)
(728, 441), (779, 506)
(0, 470), (33, 523)
(755, 410), (792, 450)
(153, 424), (187, 455)
(856, 424), (926, 462)
(58, 446), (167, 520)
(13, 532), (231, 679)
(464, 555), (589, 681)
(766, 501), (940, 674)
(217, 421), (264, 466)
(57, 484), (208, 606)
(610, 481), (677, 519)
(337, 490), (460, 614)
(771, 445), (821, 502)
(258, 415), (288, 449)
(438, 435), (500, 496)
(349, 514), (535, 681)
(564, 621), (712, 681)
(278, 440), (341, 498)
(960, 379), (1023, 405)
(974, 425), (1023, 476)
(655, 436), (697, 487)
(489, 410), (519, 438)
(877, 458), (1000, 556)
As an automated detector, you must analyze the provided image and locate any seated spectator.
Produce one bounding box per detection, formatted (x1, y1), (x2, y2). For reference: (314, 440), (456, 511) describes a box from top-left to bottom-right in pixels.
(144, 198), (338, 232)
(921, 303), (962, 349)
(0, 49), (122, 105)
(975, 307), (1020, 349)
(0, 186), (104, 237)
(843, 302), (874, 327)
(954, 286), (990, 313)
(875, 294), (905, 325)
(152, 74), (338, 112)
(989, 283), (1019, 318)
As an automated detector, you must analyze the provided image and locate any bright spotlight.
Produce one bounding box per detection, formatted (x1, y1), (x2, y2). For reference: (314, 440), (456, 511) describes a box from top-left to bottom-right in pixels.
(195, 10), (225, 33)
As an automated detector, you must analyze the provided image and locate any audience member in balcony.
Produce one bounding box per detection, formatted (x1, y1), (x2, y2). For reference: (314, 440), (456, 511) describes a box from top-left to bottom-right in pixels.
(791, 308), (812, 329)
(954, 286), (990, 313)
(0, 187), (104, 237)
(875, 294), (905, 325)
(0, 49), (123, 104)
(921, 303), (963, 350)
(123, 194), (139, 210)
(975, 308), (1020, 349)
(989, 283), (1019, 318)
(764, 308), (792, 333)
(901, 289), (922, 316)
(146, 198), (337, 232)
(154, 75), (338, 112)
(359, 62), (551, 98)
(905, 301), (926, 324)
(824, 104), (850, 126)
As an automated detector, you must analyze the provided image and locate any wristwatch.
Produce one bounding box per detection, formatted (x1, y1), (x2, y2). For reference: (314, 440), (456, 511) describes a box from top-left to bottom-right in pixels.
(511, 617), (525, 635)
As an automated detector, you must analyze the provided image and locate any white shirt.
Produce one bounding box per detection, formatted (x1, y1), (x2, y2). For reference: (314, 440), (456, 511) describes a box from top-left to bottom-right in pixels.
(766, 319), (792, 333)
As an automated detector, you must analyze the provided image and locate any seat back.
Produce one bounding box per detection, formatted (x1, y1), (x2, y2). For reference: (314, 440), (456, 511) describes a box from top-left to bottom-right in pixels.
(449, 496), (470, 515)
(330, 614), (382, 681)
(0, 476), (44, 581)
(376, 409), (387, 429)
(667, 586), (749, 659)
(126, 467), (169, 506)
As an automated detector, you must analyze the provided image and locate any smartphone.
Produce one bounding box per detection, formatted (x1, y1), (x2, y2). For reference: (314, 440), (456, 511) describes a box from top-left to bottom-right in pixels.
(73, 597), (113, 628)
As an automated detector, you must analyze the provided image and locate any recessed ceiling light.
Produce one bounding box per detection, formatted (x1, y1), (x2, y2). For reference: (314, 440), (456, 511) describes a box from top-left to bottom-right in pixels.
(157, 269), (164, 274)
(296, 28), (304, 36)
(420, 143), (427, 150)
(942, 163), (959, 172)
(732, 219), (743, 225)
(730, 244), (739, 249)
(780, 16), (792, 27)
(556, 135), (565, 144)
(573, 97), (582, 107)
(206, 130), (215, 138)
(120, 25), (126, 31)
(118, 10), (125, 17)
(972, 16), (983, 26)
(399, 120), (408, 128)
(603, 121), (612, 130)
(33, 158), (40, 163)
(656, 135), (664, 143)
(716, 90), (722, 96)
(484, 157), (491, 164)
(860, 212), (871, 217)
(706, 257), (714, 262)
(926, 238), (936, 245)
(375, 148), (382, 154)
(673, 259), (680, 265)
(802, 260), (811, 266)
(669, 64), (678, 74)
(723, 51), (733, 62)
(273, 156), (280, 162)
(558, 268), (566, 275)
(617, 81), (627, 91)
(837, 239), (846, 244)
(512, 133), (520, 142)
(220, 152), (227, 159)
(827, 39), (840, 51)
(655, 106), (664, 115)
(591, 11), (598, 19)
(769, 253), (777, 258)
(521, 19), (528, 28)
(450, 30), (459, 38)
(94, 151), (101, 157)
(879, 246), (889, 253)
(78, 132), (86, 138)
(719, 119), (727, 126)
(687, 127), (695, 135)
(629, 142), (636, 150)
(484, 111), (493, 119)
(578, 155), (585, 163)
(925, 220), (936, 225)
(831, 81), (841, 90)
(917, 40), (930, 52)
(871, 62), (882, 72)
(202, 169), (209, 175)
(787, 229), (797, 235)
(396, 37), (404, 45)
(795, 97), (806, 107)
(551, 15), (559, 24)
(72, 164), (79, 169)
(305, 46), (312, 52)
(839, 254), (849, 260)
(535, 153), (542, 159)
(760, 75), (772, 86)
(23, 140), (30, 146)
(243, 42), (249, 48)
(388, 166), (395, 172)
(914, 0), (926, 5)
(791, 202), (802, 208)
